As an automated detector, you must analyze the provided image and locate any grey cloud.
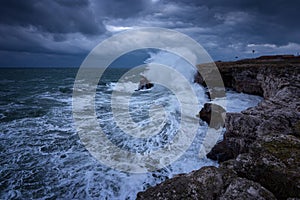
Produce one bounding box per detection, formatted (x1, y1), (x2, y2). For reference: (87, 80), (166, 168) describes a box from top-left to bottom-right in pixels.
(90, 0), (151, 19)
(0, 0), (104, 35)
(0, 24), (92, 55)
(0, 0), (299, 67)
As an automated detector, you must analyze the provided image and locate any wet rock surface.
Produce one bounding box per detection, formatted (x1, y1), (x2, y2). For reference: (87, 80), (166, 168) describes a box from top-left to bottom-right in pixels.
(198, 103), (226, 129)
(137, 56), (300, 199)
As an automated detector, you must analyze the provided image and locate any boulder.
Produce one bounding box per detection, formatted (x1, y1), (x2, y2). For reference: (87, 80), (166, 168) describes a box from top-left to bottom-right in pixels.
(198, 103), (226, 129)
(137, 166), (275, 200)
(137, 166), (233, 200)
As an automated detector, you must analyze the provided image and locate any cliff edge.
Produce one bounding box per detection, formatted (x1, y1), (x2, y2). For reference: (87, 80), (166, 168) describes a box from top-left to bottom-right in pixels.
(137, 55), (300, 200)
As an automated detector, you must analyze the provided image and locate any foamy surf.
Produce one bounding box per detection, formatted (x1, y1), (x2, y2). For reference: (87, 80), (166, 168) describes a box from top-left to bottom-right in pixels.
(0, 53), (262, 199)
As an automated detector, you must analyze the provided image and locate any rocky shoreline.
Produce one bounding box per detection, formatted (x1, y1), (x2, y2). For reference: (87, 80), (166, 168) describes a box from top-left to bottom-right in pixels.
(137, 56), (300, 199)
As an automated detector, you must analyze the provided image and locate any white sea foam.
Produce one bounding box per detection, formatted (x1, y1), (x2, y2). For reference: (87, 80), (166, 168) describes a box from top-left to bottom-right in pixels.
(143, 51), (207, 111)
(212, 90), (263, 113)
(0, 60), (263, 199)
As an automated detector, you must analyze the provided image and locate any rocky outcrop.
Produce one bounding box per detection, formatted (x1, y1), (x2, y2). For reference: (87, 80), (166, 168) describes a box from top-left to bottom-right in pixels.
(137, 166), (276, 200)
(232, 135), (300, 199)
(137, 56), (300, 199)
(137, 75), (154, 91)
(198, 103), (226, 129)
(195, 56), (300, 98)
(206, 63), (300, 162)
(204, 57), (300, 199)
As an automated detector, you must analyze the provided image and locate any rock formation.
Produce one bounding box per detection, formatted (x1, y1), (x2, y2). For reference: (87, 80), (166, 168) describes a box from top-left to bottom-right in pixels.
(198, 103), (226, 129)
(137, 56), (300, 199)
(137, 166), (276, 200)
(205, 58), (300, 162)
(136, 75), (154, 91)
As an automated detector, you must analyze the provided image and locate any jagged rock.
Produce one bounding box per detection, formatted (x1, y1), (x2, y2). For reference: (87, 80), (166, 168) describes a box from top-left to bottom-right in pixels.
(198, 103), (226, 129)
(206, 60), (300, 162)
(137, 166), (275, 200)
(137, 166), (235, 200)
(196, 61), (263, 96)
(232, 135), (300, 199)
(137, 75), (154, 91)
(204, 58), (300, 199)
(206, 140), (235, 162)
(219, 177), (276, 200)
(139, 57), (300, 200)
(207, 113), (262, 161)
(196, 57), (300, 98)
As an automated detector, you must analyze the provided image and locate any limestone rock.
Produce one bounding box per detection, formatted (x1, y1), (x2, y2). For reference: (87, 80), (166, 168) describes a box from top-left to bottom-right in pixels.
(219, 177), (276, 200)
(137, 167), (275, 200)
(205, 60), (300, 162)
(137, 166), (235, 200)
(232, 135), (300, 199)
(139, 57), (300, 200)
(207, 113), (262, 162)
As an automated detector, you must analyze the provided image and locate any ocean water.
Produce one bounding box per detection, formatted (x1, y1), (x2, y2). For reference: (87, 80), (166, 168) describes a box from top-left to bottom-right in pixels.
(0, 53), (263, 199)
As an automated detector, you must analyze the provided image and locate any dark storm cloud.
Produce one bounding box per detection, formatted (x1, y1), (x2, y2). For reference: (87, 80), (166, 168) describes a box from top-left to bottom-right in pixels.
(0, 0), (105, 66)
(169, 0), (300, 45)
(0, 0), (103, 35)
(91, 0), (151, 18)
(0, 0), (299, 67)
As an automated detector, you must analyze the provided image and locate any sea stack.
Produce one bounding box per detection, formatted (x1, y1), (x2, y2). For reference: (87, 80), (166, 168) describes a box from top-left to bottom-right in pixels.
(137, 75), (154, 90)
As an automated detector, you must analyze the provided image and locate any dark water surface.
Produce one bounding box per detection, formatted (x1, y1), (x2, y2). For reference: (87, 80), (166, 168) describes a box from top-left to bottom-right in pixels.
(0, 68), (262, 199)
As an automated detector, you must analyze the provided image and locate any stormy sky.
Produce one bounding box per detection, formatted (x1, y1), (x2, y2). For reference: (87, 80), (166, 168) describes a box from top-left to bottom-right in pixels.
(0, 0), (299, 67)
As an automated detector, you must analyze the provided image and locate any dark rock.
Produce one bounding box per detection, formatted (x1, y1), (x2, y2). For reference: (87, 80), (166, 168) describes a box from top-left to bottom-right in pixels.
(137, 166), (275, 200)
(195, 56), (300, 98)
(194, 72), (206, 87)
(219, 177), (276, 200)
(204, 59), (300, 199)
(205, 61), (300, 163)
(137, 76), (154, 90)
(196, 61), (263, 96)
(198, 103), (226, 129)
(137, 166), (235, 200)
(139, 83), (154, 90)
(232, 135), (300, 199)
(139, 57), (300, 200)
(292, 120), (300, 138)
(206, 140), (235, 162)
(207, 113), (262, 162)
(232, 69), (263, 96)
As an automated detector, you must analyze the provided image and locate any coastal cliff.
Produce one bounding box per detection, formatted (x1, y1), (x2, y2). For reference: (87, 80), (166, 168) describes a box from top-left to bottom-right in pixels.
(137, 56), (300, 199)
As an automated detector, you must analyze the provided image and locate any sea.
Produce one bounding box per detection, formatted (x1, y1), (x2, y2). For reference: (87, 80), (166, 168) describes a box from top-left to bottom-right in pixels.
(0, 52), (263, 199)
